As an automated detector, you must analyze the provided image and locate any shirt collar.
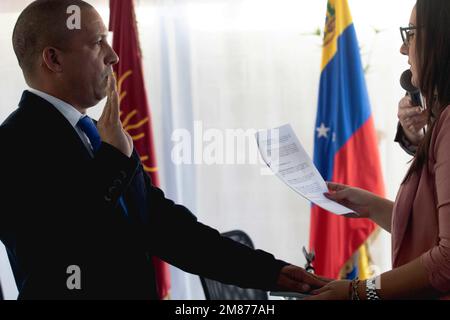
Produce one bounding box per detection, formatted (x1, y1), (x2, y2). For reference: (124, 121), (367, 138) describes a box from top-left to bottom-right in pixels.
(28, 88), (85, 128)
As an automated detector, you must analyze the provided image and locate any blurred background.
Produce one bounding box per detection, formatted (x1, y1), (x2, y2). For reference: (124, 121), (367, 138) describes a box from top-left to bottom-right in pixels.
(0, 0), (416, 299)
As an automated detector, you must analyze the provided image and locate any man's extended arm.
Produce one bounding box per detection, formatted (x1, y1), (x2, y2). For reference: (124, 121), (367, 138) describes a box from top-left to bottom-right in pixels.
(138, 167), (326, 293)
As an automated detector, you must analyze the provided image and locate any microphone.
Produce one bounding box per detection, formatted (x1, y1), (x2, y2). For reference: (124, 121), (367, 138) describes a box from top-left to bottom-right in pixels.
(400, 69), (426, 136)
(400, 69), (422, 108)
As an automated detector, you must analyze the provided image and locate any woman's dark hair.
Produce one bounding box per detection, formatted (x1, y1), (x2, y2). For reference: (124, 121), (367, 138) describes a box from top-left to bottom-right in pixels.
(404, 0), (450, 181)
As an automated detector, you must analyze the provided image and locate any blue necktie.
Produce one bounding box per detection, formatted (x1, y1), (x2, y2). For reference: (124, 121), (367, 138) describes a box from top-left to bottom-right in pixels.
(77, 116), (129, 216)
(77, 116), (101, 152)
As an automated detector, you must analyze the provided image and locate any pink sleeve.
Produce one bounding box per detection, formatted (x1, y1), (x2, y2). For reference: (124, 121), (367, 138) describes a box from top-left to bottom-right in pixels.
(421, 107), (450, 293)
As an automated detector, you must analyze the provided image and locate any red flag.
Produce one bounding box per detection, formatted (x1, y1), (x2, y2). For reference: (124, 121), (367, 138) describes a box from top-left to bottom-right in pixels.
(109, 0), (171, 299)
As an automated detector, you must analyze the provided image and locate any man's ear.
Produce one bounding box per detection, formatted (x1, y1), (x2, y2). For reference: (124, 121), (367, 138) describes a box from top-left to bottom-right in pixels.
(41, 47), (63, 73)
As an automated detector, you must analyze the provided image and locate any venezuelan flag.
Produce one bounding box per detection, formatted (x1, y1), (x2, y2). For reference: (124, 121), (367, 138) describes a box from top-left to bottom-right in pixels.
(309, 0), (385, 280)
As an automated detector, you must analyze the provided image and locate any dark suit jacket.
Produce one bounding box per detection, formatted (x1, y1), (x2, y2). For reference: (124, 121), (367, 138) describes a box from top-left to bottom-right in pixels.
(0, 91), (287, 299)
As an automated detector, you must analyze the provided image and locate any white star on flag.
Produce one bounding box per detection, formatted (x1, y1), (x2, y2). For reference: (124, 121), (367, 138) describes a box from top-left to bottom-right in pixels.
(316, 123), (330, 139)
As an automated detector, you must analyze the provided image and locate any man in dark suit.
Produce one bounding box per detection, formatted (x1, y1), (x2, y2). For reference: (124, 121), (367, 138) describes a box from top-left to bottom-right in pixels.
(0, 0), (327, 299)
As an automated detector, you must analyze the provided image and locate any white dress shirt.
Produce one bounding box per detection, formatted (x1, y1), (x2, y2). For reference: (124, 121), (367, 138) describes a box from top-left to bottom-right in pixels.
(28, 88), (95, 157)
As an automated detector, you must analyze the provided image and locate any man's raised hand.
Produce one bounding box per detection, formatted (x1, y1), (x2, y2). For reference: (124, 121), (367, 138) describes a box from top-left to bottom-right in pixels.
(97, 74), (133, 157)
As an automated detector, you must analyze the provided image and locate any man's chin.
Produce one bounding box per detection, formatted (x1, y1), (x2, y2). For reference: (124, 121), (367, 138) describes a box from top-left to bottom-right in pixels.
(97, 87), (108, 101)
(86, 91), (106, 108)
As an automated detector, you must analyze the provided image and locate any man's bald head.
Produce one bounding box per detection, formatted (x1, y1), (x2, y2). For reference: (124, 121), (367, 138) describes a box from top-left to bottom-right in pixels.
(12, 0), (94, 80)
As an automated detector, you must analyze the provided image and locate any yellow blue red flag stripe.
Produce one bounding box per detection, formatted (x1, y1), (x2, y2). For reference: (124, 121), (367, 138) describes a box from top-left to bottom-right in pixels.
(309, 0), (385, 279)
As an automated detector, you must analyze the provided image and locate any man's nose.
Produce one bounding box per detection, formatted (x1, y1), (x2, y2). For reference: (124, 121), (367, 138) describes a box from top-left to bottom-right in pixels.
(106, 44), (119, 66)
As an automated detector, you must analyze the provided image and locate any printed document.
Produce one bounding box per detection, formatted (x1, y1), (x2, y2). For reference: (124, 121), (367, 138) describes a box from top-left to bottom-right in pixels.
(256, 124), (352, 215)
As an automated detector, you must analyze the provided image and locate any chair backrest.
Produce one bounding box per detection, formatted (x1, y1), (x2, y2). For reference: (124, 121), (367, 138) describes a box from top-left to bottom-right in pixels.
(199, 230), (269, 300)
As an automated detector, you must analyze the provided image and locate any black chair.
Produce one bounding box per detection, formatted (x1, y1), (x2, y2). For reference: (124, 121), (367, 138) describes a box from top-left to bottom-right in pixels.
(199, 230), (269, 300)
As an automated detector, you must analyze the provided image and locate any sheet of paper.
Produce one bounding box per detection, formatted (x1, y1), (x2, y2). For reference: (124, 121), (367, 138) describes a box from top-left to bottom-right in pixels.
(256, 124), (352, 215)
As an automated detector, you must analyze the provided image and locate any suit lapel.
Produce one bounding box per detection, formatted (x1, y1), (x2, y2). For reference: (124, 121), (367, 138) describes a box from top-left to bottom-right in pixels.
(18, 91), (140, 223)
(19, 90), (92, 161)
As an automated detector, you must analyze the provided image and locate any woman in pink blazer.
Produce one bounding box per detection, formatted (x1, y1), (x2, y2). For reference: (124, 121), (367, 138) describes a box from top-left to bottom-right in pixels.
(309, 0), (450, 300)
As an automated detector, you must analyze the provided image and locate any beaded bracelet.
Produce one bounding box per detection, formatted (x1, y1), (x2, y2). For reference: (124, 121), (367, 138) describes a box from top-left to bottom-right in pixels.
(350, 278), (361, 300)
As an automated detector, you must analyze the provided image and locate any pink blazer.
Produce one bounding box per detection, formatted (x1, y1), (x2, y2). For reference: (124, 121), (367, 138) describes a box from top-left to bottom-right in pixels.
(392, 106), (450, 297)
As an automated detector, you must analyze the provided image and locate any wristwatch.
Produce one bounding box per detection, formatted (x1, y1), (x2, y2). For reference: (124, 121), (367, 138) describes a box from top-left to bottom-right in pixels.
(365, 277), (380, 300)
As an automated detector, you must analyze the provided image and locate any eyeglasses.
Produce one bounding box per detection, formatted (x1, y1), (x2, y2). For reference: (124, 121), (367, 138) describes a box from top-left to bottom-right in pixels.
(400, 26), (417, 47)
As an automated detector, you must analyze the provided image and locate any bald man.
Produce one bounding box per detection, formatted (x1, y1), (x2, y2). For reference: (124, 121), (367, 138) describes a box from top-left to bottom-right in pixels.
(0, 0), (327, 299)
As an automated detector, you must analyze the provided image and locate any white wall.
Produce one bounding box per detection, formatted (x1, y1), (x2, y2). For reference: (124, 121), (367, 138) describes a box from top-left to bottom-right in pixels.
(0, 0), (416, 299)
